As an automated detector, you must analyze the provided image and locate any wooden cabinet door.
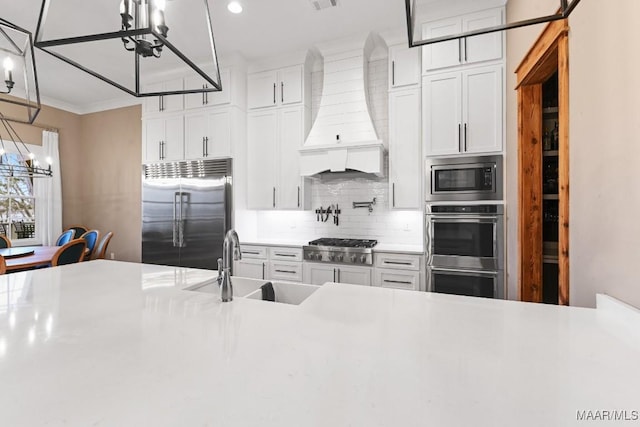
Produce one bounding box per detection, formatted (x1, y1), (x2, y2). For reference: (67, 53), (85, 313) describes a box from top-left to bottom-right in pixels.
(279, 65), (303, 105)
(247, 110), (278, 209)
(389, 89), (421, 209)
(207, 110), (231, 158)
(248, 70), (278, 109)
(462, 9), (503, 65)
(277, 106), (304, 209)
(423, 72), (462, 156)
(303, 263), (337, 285)
(422, 17), (462, 72)
(463, 65), (502, 154)
(163, 116), (184, 161)
(337, 266), (372, 286)
(390, 45), (421, 89)
(184, 113), (208, 159)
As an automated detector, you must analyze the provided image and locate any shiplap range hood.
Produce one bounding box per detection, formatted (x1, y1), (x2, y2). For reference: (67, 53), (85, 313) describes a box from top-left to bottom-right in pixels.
(300, 33), (386, 176)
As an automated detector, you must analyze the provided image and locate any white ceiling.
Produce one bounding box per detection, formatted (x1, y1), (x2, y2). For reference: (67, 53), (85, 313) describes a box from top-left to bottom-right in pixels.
(0, 0), (407, 113)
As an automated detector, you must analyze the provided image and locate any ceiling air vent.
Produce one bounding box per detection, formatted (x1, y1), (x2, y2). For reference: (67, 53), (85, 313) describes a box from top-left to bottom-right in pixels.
(309, 0), (337, 11)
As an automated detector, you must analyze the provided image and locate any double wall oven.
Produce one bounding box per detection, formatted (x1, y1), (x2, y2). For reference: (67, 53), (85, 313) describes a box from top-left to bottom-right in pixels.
(425, 155), (505, 299)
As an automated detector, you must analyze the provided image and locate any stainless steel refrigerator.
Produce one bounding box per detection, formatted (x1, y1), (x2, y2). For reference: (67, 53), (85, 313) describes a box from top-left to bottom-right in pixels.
(142, 158), (232, 270)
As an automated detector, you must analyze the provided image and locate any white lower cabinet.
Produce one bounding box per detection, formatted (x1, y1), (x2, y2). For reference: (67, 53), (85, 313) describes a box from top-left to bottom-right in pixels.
(303, 263), (371, 286)
(234, 259), (268, 280)
(269, 261), (303, 283)
(373, 252), (424, 291)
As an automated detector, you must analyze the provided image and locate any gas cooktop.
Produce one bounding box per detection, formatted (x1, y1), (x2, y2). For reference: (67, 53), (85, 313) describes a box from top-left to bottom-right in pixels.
(303, 238), (378, 265)
(307, 238), (378, 249)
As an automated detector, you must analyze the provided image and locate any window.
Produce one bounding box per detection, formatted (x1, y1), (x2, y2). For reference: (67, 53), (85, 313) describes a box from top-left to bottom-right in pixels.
(0, 153), (36, 242)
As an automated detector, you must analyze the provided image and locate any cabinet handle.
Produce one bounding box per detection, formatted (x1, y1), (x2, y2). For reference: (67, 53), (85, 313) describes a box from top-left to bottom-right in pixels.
(161, 96), (165, 111)
(383, 279), (413, 285)
(273, 83), (276, 104)
(464, 123), (468, 152)
(458, 124), (462, 152)
(275, 269), (297, 274)
(384, 261), (412, 266)
(337, 268), (340, 283)
(392, 183), (395, 208)
(281, 82), (284, 103)
(273, 187), (276, 208)
(243, 251), (260, 255)
(159, 141), (162, 160)
(206, 86), (209, 105)
(333, 268), (336, 282)
(158, 96), (161, 112)
(458, 39), (462, 63)
(464, 37), (468, 62)
(262, 262), (265, 280)
(297, 186), (300, 208)
(392, 61), (395, 86)
(202, 137), (206, 157)
(275, 253), (296, 257)
(205, 137), (209, 157)
(202, 85), (206, 105)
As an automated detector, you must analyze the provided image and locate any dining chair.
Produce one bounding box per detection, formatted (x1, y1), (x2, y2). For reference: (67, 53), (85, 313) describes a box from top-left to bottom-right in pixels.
(80, 230), (99, 261)
(0, 255), (6, 275)
(66, 225), (89, 239)
(0, 234), (11, 249)
(92, 231), (114, 260)
(51, 239), (87, 267)
(55, 229), (75, 246)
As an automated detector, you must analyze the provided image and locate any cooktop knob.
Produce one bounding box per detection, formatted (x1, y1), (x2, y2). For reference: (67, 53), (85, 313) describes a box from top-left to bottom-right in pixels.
(336, 255), (344, 262)
(328, 254), (335, 261)
(315, 253), (323, 261)
(307, 252), (314, 260)
(350, 255), (357, 263)
(360, 255), (367, 263)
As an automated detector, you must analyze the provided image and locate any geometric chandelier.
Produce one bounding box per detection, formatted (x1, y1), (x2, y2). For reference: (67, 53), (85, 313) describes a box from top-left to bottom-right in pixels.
(0, 112), (53, 178)
(34, 0), (222, 98)
(0, 18), (41, 124)
(405, 0), (582, 48)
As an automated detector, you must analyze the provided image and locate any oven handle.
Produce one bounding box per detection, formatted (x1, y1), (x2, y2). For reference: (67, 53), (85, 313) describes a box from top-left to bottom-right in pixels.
(425, 217), (433, 266)
(428, 216), (499, 223)
(429, 267), (498, 277)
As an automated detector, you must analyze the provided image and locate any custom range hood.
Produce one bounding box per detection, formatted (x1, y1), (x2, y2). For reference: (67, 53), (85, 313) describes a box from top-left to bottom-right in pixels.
(300, 33), (387, 176)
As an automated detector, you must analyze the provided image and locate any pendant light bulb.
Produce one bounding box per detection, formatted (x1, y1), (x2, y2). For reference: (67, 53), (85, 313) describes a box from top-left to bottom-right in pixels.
(3, 57), (14, 72)
(28, 152), (35, 160)
(227, 1), (243, 14)
(45, 156), (52, 165)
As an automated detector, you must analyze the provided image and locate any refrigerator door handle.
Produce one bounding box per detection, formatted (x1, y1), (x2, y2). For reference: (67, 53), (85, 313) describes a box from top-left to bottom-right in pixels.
(173, 192), (180, 247)
(178, 192), (189, 248)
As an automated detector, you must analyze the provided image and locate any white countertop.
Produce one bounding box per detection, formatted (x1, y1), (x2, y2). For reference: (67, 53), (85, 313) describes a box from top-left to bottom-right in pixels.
(1, 261), (639, 426)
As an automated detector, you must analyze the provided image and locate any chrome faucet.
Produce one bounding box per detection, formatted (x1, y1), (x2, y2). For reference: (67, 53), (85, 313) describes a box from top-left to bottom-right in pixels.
(217, 229), (241, 302)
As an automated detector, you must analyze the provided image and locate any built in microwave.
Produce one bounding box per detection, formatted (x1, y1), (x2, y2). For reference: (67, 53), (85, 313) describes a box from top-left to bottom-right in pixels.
(426, 155), (503, 202)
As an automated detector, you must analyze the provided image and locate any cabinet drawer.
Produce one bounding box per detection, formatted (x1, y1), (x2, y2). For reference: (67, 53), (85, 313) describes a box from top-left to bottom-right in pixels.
(268, 247), (303, 262)
(269, 261), (302, 283)
(374, 269), (420, 291)
(374, 253), (422, 271)
(240, 245), (268, 259)
(234, 259), (268, 280)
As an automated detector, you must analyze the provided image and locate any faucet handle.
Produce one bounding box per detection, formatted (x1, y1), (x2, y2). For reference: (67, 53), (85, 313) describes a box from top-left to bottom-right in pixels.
(216, 258), (223, 286)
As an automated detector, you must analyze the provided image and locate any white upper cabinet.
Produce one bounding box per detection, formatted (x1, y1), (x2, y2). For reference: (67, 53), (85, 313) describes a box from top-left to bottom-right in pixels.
(247, 110), (278, 209)
(144, 78), (184, 114)
(424, 64), (503, 156)
(422, 8), (503, 73)
(389, 44), (421, 89)
(247, 106), (309, 210)
(184, 110), (232, 160)
(247, 65), (304, 109)
(184, 69), (231, 110)
(143, 116), (184, 163)
(389, 88), (422, 209)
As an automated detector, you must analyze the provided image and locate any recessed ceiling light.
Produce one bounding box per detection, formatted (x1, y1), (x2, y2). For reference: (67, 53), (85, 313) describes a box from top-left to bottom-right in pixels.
(227, 1), (243, 14)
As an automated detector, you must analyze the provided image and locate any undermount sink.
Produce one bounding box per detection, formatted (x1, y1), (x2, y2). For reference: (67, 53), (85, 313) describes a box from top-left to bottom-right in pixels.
(185, 276), (268, 298)
(245, 282), (320, 306)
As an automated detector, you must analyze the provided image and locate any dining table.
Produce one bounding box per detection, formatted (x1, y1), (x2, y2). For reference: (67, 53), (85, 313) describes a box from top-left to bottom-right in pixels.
(2, 246), (61, 272)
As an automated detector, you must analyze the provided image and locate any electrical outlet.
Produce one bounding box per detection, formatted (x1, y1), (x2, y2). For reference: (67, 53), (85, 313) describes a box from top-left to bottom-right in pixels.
(110, 252), (115, 260)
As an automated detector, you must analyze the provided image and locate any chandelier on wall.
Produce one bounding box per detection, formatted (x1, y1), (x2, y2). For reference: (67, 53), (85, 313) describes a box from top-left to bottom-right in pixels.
(0, 18), (41, 124)
(34, 0), (222, 98)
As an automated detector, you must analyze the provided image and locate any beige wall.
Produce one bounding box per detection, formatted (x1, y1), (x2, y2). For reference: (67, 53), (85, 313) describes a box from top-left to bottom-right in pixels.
(79, 106), (142, 262)
(506, 0), (640, 308)
(1, 102), (142, 262)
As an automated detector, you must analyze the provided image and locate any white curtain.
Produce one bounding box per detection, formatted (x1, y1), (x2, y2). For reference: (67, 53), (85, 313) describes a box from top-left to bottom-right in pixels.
(34, 131), (62, 246)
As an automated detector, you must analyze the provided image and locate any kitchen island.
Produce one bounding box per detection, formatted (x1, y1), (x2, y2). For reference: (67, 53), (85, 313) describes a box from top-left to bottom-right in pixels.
(1, 261), (638, 426)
